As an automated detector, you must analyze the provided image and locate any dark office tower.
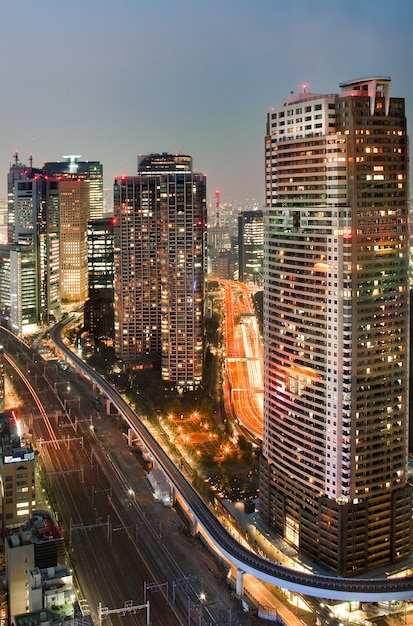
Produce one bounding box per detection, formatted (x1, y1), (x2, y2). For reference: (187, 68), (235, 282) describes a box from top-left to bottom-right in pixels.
(85, 217), (115, 341)
(43, 156), (104, 221)
(238, 210), (264, 284)
(113, 153), (207, 391)
(260, 77), (412, 575)
(7, 154), (42, 250)
(42, 180), (61, 322)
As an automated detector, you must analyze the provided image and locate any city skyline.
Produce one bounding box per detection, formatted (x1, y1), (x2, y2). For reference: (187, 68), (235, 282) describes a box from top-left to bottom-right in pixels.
(1, 0), (412, 205)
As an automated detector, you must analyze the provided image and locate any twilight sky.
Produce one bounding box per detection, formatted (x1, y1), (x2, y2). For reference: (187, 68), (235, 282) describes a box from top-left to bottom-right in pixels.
(1, 0), (412, 206)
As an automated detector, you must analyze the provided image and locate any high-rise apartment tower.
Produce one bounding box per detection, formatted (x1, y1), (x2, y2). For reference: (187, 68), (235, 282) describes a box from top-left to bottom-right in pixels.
(260, 77), (412, 575)
(238, 210), (264, 284)
(113, 154), (207, 391)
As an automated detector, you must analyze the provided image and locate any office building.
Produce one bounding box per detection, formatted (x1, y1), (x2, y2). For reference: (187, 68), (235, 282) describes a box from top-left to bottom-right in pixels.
(113, 153), (207, 390)
(59, 179), (89, 302)
(0, 243), (38, 335)
(6, 158), (45, 333)
(238, 210), (264, 284)
(85, 217), (115, 341)
(260, 77), (412, 575)
(43, 156), (103, 221)
(0, 198), (8, 245)
(44, 157), (103, 305)
(6, 511), (64, 618)
(2, 154), (100, 334)
(5, 158), (61, 332)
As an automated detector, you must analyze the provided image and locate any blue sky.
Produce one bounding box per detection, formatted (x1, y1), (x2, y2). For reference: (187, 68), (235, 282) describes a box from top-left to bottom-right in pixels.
(1, 0), (412, 205)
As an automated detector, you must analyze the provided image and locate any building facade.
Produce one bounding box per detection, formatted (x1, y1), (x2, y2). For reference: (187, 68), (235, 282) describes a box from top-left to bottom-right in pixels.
(59, 179), (89, 303)
(260, 77), (412, 575)
(113, 153), (207, 391)
(0, 243), (38, 336)
(6, 511), (64, 618)
(43, 156), (103, 221)
(85, 217), (115, 341)
(3, 155), (101, 334)
(238, 210), (264, 284)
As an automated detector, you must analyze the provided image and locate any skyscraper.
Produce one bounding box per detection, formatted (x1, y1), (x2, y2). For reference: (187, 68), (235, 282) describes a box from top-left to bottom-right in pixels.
(59, 179), (89, 302)
(43, 156), (103, 221)
(238, 209), (264, 284)
(85, 217), (115, 341)
(2, 155), (99, 335)
(44, 156), (103, 304)
(260, 77), (412, 575)
(113, 153), (207, 391)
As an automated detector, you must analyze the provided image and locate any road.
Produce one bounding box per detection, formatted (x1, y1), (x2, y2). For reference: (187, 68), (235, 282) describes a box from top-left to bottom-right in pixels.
(219, 280), (263, 440)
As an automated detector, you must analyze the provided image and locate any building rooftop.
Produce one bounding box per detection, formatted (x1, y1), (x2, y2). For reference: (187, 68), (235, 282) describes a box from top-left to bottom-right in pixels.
(6, 510), (63, 548)
(339, 75), (391, 89)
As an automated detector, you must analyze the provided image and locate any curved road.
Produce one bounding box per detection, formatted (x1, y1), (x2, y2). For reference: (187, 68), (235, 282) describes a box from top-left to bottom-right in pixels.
(46, 317), (413, 603)
(219, 280), (263, 439)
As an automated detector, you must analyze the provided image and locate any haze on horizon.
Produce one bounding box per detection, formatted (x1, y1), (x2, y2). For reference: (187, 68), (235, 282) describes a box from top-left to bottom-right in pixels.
(1, 0), (412, 206)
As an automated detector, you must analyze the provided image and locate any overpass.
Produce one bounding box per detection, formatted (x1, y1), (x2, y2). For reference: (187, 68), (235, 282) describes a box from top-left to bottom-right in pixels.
(8, 321), (413, 602)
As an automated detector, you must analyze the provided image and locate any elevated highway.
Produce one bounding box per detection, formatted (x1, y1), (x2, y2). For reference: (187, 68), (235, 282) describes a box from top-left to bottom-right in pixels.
(19, 321), (413, 602)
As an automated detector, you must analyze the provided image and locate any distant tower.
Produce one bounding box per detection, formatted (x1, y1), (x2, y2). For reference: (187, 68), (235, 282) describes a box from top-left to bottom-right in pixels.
(6, 155), (62, 332)
(238, 210), (263, 284)
(4, 156), (46, 334)
(85, 217), (115, 340)
(215, 189), (220, 227)
(44, 157), (103, 304)
(44, 156), (104, 221)
(113, 153), (207, 391)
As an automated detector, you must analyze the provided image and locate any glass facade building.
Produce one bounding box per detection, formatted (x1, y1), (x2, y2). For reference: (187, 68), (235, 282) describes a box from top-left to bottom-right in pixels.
(43, 157), (103, 221)
(238, 210), (264, 284)
(85, 217), (115, 340)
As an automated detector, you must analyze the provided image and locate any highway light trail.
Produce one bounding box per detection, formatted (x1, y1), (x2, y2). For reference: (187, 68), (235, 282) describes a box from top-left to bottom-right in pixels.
(4, 353), (60, 451)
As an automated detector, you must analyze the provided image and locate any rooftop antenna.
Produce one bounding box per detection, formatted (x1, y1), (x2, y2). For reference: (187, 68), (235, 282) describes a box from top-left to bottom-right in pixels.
(13, 151), (19, 166)
(29, 153), (33, 168)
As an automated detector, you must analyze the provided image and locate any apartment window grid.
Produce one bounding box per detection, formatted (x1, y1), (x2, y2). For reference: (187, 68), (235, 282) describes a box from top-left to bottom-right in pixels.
(262, 79), (412, 575)
(161, 174), (205, 389)
(114, 166), (205, 388)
